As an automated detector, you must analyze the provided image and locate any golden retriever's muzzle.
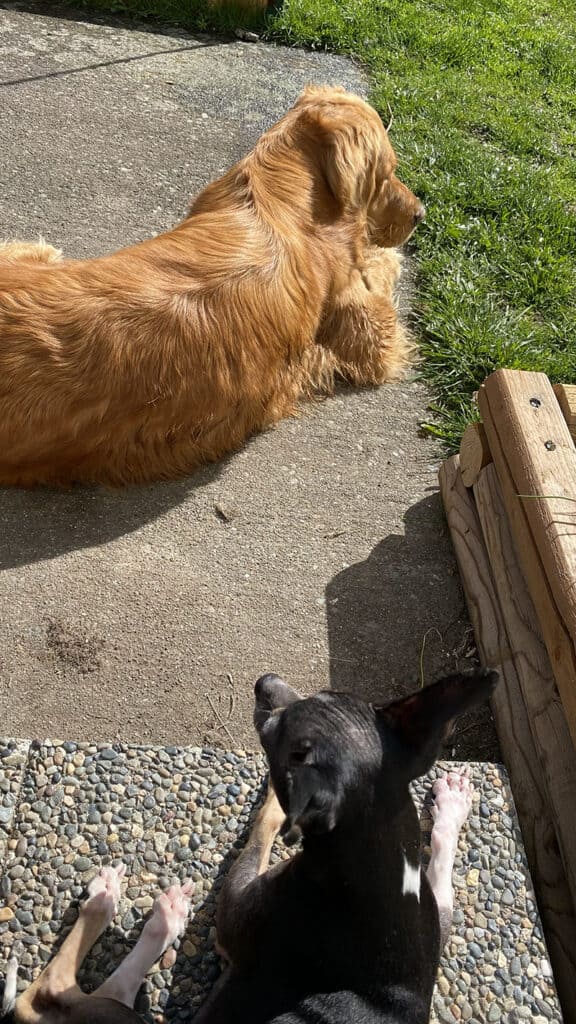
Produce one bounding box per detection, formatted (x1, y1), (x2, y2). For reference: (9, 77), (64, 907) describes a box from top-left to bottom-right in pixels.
(371, 176), (426, 248)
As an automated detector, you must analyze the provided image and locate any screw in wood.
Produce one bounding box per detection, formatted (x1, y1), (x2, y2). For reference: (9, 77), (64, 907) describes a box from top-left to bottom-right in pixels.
(530, 397), (542, 407)
(544, 440), (556, 451)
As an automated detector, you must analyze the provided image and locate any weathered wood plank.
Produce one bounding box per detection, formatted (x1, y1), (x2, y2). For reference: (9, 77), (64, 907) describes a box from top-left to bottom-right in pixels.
(475, 463), (576, 908)
(478, 369), (576, 744)
(554, 383), (576, 443)
(439, 455), (576, 1020)
(459, 421), (493, 487)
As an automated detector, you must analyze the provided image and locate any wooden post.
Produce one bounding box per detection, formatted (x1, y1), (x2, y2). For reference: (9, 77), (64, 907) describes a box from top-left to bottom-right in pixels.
(478, 369), (576, 744)
(474, 463), (576, 909)
(554, 384), (576, 444)
(459, 421), (493, 487)
(439, 455), (576, 1019)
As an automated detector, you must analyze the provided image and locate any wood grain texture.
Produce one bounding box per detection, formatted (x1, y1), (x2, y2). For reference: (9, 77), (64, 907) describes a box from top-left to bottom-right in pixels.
(459, 421), (493, 487)
(439, 455), (576, 1020)
(554, 383), (576, 441)
(475, 463), (576, 909)
(479, 369), (576, 744)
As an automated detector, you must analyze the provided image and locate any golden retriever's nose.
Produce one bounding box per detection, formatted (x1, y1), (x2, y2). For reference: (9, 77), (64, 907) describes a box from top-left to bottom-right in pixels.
(414, 204), (426, 226)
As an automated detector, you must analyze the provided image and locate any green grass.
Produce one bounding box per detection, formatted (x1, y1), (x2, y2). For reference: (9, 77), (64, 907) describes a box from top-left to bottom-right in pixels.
(67, 0), (270, 34)
(68, 0), (576, 447)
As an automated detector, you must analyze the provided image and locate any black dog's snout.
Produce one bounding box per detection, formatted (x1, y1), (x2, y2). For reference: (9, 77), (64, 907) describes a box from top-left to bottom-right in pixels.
(254, 673), (302, 734)
(254, 673), (284, 702)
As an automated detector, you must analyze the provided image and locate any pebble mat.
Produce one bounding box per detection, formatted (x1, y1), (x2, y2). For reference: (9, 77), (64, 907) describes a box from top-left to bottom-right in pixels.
(0, 739), (562, 1023)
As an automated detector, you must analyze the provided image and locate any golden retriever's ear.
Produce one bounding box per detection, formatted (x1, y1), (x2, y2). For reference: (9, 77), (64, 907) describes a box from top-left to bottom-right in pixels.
(295, 84), (348, 104)
(299, 104), (380, 214)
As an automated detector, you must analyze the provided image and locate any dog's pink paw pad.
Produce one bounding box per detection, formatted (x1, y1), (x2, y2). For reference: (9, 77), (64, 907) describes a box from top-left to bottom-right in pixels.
(431, 772), (473, 837)
(143, 881), (194, 952)
(84, 863), (126, 917)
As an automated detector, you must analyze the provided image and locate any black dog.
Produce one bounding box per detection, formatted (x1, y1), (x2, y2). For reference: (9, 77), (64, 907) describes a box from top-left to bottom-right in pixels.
(3, 669), (496, 1024)
(198, 668), (497, 1024)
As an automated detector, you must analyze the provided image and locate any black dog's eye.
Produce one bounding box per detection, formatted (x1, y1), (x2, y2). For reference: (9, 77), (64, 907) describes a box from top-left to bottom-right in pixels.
(290, 741), (313, 764)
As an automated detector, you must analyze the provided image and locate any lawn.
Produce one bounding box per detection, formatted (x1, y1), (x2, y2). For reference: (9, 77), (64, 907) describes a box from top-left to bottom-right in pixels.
(69, 0), (576, 447)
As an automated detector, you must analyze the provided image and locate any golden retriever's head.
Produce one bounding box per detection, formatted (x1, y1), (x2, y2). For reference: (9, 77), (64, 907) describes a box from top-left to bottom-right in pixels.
(294, 86), (425, 247)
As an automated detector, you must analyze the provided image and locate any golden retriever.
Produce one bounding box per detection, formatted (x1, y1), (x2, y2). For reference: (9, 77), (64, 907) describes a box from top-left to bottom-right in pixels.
(0, 86), (424, 487)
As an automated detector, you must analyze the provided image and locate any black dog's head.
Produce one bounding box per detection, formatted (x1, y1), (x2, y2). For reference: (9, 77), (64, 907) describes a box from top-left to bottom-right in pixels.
(254, 669), (497, 844)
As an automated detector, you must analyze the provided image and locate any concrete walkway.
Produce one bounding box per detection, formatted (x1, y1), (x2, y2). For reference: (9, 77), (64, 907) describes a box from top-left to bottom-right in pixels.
(0, 4), (497, 757)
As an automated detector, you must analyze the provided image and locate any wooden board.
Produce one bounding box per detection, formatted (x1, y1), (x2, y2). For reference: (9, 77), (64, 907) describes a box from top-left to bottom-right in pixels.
(479, 369), (576, 744)
(459, 421), (492, 487)
(439, 455), (576, 1020)
(475, 463), (576, 908)
(554, 384), (576, 442)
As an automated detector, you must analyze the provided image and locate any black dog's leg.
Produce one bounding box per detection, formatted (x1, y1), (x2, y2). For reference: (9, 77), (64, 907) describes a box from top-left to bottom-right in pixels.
(216, 785), (286, 963)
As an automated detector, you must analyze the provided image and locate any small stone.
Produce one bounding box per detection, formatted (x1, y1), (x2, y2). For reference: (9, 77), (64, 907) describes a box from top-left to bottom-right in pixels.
(134, 896), (154, 911)
(535, 999), (554, 1019)
(162, 948), (177, 969)
(466, 869), (479, 886)
(437, 975), (450, 996)
(0, 908), (14, 922)
(510, 956), (521, 977)
(540, 959), (552, 978)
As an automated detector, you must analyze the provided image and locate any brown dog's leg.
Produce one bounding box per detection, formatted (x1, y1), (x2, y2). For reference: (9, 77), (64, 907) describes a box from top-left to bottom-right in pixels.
(215, 785), (286, 962)
(14, 864), (125, 1024)
(427, 772), (473, 947)
(314, 247), (414, 388)
(235, 785), (286, 878)
(91, 881), (193, 1008)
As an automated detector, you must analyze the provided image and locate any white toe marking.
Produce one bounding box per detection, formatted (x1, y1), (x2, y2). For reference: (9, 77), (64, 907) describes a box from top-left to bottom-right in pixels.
(402, 851), (421, 901)
(2, 958), (18, 1015)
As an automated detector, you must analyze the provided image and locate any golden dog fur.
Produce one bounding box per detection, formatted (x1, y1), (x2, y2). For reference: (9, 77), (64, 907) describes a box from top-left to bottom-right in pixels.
(0, 86), (424, 487)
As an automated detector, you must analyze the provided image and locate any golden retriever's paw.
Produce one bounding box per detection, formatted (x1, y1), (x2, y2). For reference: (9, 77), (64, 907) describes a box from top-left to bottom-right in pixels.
(362, 247), (403, 292)
(377, 325), (419, 381)
(0, 237), (63, 265)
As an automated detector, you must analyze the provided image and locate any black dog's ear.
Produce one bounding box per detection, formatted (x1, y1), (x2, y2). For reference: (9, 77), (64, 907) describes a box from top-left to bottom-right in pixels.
(281, 765), (338, 846)
(376, 669), (498, 778)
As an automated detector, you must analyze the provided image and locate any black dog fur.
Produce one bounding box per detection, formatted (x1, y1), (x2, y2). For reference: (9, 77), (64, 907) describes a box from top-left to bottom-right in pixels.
(195, 668), (497, 1024)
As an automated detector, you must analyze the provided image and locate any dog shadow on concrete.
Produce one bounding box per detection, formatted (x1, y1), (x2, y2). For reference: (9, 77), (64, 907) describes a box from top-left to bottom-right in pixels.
(324, 492), (499, 760)
(0, 458), (230, 571)
(325, 492), (466, 702)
